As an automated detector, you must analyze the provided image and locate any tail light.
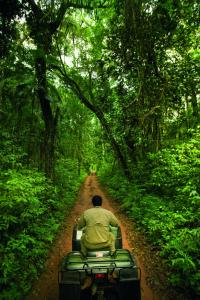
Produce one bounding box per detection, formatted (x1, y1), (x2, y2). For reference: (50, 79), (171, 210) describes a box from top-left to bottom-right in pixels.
(95, 273), (106, 279)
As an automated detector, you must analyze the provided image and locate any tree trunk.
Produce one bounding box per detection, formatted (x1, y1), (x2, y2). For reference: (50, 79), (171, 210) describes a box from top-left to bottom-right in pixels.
(35, 53), (57, 178)
(97, 110), (132, 179)
(191, 89), (198, 119)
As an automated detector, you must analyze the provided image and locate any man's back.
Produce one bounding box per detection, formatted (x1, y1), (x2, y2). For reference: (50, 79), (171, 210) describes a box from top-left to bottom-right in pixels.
(78, 207), (119, 245)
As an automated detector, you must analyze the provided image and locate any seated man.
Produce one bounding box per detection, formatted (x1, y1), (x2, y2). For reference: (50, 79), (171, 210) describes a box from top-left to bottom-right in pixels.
(78, 195), (119, 256)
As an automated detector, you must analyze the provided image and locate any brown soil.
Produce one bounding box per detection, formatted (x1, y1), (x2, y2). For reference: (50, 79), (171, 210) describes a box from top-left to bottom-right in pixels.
(27, 175), (173, 300)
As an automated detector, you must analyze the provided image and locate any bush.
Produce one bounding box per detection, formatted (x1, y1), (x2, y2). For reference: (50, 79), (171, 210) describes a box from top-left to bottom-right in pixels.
(0, 156), (82, 299)
(161, 228), (200, 296)
(99, 136), (200, 298)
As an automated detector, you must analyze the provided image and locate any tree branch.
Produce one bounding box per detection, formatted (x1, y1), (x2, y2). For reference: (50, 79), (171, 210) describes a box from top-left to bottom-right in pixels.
(50, 63), (97, 113)
(27, 0), (111, 38)
(26, 0), (43, 15)
(52, 0), (111, 34)
(49, 63), (131, 178)
(62, 0), (110, 10)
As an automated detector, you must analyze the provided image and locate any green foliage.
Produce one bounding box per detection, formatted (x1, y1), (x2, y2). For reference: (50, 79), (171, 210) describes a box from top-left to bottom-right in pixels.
(161, 228), (200, 295)
(0, 138), (82, 299)
(148, 128), (200, 209)
(99, 133), (200, 298)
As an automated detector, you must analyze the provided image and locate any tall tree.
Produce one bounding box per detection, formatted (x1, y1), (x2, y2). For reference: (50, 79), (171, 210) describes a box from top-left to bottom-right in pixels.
(24, 0), (110, 177)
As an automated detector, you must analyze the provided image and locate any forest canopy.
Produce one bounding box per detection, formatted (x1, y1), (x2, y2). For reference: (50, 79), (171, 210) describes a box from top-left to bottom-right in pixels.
(0, 0), (199, 299)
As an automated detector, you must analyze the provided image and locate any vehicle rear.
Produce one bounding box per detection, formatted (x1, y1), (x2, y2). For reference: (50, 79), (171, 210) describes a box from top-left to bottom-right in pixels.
(59, 249), (141, 300)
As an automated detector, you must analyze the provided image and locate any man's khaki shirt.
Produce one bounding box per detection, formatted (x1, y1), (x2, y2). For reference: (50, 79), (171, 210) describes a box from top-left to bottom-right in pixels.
(78, 207), (119, 246)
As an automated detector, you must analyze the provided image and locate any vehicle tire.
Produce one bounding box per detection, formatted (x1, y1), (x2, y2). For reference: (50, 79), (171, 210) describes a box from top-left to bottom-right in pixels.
(80, 289), (91, 300)
(104, 290), (119, 300)
(96, 291), (104, 300)
(92, 291), (111, 300)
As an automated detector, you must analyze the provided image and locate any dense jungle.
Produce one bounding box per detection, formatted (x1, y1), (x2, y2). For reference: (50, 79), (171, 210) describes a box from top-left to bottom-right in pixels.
(0, 1), (199, 300)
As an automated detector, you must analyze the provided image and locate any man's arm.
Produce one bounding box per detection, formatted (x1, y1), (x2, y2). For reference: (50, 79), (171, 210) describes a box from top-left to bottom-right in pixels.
(109, 212), (119, 227)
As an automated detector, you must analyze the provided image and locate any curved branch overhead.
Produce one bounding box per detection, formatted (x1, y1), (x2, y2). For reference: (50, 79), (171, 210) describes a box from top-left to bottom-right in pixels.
(50, 63), (131, 177)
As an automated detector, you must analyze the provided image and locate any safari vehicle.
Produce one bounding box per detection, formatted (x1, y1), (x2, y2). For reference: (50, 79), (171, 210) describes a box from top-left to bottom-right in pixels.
(59, 225), (141, 300)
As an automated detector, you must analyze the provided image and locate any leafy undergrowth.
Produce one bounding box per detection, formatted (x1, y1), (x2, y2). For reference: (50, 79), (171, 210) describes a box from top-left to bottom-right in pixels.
(0, 143), (83, 300)
(99, 131), (200, 299)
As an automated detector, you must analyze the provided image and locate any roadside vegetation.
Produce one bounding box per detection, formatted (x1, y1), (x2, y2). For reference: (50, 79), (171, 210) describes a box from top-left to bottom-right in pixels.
(0, 138), (82, 299)
(99, 128), (200, 298)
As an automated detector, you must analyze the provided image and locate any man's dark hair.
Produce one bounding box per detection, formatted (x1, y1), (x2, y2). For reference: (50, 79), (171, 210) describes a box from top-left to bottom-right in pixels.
(92, 195), (102, 206)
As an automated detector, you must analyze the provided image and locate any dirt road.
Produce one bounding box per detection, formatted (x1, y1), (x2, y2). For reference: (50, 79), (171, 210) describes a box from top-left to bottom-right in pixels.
(27, 175), (168, 300)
